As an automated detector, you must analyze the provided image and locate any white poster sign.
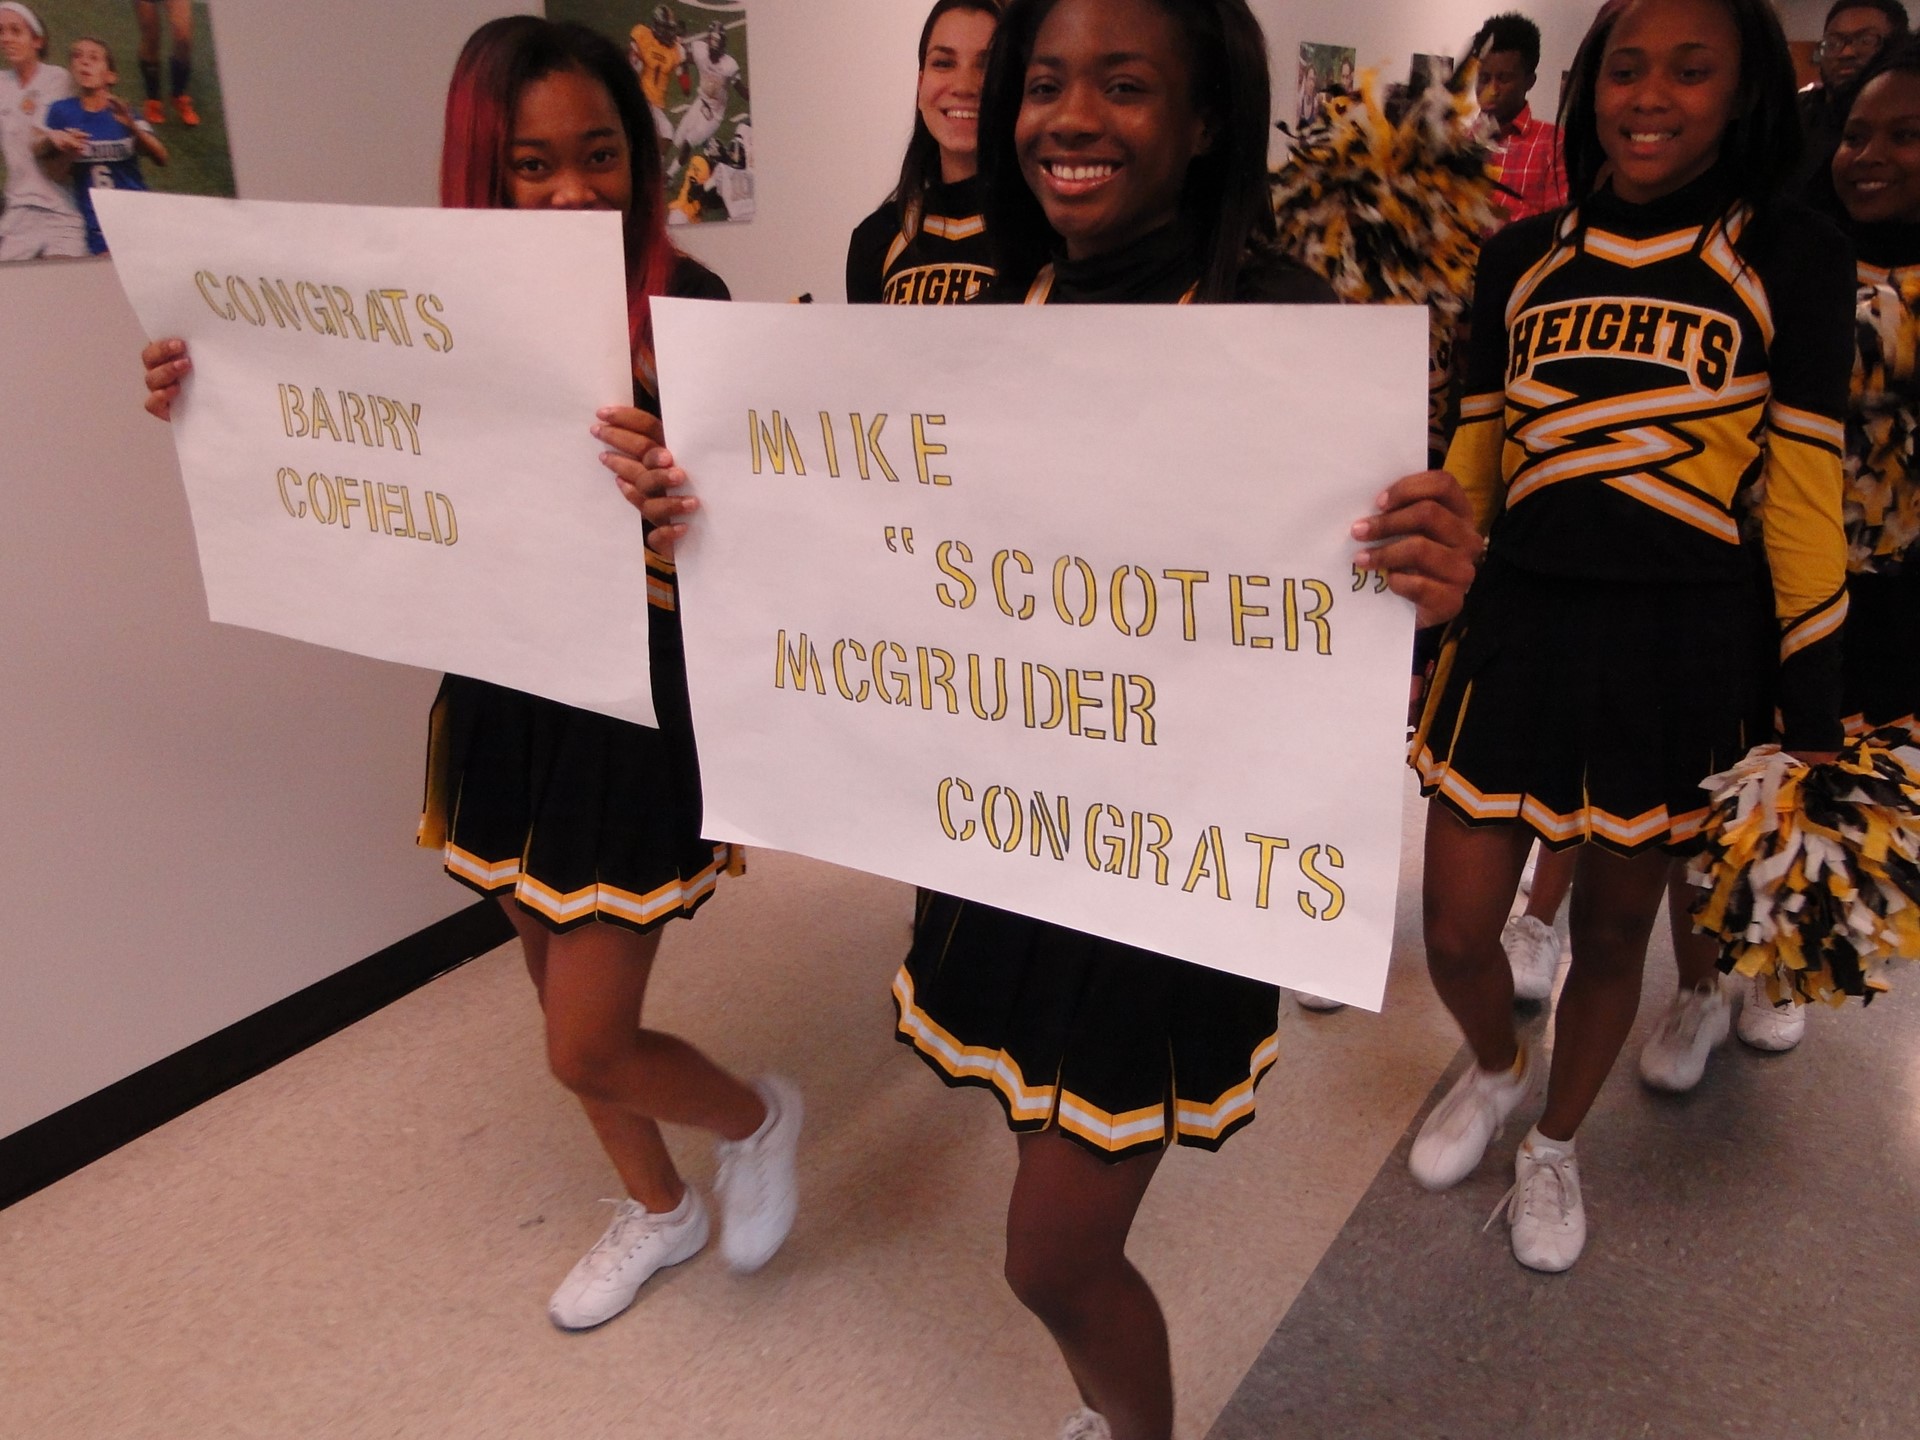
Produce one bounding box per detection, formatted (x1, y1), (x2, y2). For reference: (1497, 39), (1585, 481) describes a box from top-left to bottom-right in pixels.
(656, 301), (1427, 1006)
(96, 191), (655, 725)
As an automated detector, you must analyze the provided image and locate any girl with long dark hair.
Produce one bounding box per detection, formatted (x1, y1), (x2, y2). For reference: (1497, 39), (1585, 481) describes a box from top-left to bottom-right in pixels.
(877, 1), (1480, 1433)
(845, 0), (1003, 304)
(1408, 0), (1854, 1271)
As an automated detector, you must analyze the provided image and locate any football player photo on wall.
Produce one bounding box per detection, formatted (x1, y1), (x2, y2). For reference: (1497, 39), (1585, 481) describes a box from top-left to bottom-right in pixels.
(548, 0), (755, 226)
(0, 0), (235, 263)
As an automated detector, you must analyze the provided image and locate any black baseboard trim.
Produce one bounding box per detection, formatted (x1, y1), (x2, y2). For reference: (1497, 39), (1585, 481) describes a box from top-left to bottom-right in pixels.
(0, 899), (514, 1212)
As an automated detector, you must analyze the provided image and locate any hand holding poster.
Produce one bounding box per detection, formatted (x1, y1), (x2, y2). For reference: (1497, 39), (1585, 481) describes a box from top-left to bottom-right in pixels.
(96, 190), (659, 725)
(656, 301), (1427, 1005)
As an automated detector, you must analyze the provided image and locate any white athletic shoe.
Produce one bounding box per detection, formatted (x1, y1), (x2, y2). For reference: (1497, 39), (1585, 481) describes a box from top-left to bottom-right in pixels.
(1294, 990), (1347, 1012)
(1501, 1130), (1586, 1273)
(1736, 973), (1807, 1052)
(714, 1073), (803, 1273)
(1637, 980), (1733, 1092)
(1501, 915), (1560, 1002)
(548, 1189), (709, 1330)
(1409, 1045), (1545, 1191)
(1058, 1408), (1114, 1440)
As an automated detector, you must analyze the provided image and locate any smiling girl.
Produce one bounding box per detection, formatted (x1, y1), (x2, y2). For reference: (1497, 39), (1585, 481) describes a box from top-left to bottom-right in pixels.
(846, 0), (1002, 304)
(876, 1), (1479, 1435)
(1829, 41), (1920, 735)
(140, 17), (800, 1333)
(1408, 0), (1855, 1271)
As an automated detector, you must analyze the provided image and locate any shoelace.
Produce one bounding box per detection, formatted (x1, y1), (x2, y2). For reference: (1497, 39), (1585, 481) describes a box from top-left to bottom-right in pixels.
(583, 1198), (657, 1276)
(1484, 1151), (1578, 1233)
(1658, 987), (1720, 1049)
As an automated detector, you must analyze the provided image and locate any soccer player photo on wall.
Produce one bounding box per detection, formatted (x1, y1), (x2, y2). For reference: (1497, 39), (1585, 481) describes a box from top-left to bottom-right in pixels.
(0, 1), (235, 263)
(548, 0), (755, 226)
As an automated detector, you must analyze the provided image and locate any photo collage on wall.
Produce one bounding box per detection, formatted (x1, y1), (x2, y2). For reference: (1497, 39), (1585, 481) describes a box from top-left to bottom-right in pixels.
(1, 0), (235, 263)
(1295, 41), (1357, 130)
(548, 0), (754, 226)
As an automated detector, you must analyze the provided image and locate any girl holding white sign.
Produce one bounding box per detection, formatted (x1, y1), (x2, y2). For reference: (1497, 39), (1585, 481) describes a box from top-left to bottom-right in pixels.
(823, 0), (1480, 1435)
(141, 17), (800, 1334)
(1408, 0), (1853, 1273)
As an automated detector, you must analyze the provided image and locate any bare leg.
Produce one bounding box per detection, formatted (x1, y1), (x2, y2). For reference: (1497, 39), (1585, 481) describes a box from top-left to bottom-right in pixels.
(1666, 862), (1720, 991)
(1537, 845), (1671, 1140)
(1523, 844), (1576, 927)
(1422, 805), (1536, 1071)
(499, 899), (766, 1212)
(1005, 1131), (1171, 1440)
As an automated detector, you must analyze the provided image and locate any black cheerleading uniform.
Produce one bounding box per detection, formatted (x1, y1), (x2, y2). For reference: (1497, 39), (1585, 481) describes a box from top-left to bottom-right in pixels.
(1414, 172), (1855, 853)
(845, 176), (995, 305)
(893, 223), (1337, 1161)
(1840, 219), (1920, 734)
(416, 256), (742, 933)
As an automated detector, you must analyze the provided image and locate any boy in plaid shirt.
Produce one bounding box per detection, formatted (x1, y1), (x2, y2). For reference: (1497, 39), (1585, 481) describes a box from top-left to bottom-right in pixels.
(1472, 12), (1567, 224)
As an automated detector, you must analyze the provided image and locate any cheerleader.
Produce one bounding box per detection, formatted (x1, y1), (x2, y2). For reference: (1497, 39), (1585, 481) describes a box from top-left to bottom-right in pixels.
(140, 18), (800, 1331)
(844, 0), (1001, 305)
(1641, 36), (1920, 1085)
(1408, 0), (1855, 1271)
(849, 0), (1479, 1433)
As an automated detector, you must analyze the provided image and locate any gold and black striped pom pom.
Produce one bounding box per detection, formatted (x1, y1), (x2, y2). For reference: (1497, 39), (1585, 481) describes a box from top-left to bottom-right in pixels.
(1270, 64), (1500, 320)
(1688, 727), (1920, 1006)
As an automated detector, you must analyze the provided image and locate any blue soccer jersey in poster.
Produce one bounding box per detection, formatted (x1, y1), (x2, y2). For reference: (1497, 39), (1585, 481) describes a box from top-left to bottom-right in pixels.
(42, 98), (149, 254)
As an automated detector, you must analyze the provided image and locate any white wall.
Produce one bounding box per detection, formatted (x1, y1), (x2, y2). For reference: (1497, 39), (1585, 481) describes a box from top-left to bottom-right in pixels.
(0, 0), (522, 1140)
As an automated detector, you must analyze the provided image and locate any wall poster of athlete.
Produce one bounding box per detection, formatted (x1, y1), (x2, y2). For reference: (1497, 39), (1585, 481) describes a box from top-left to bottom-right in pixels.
(0, 1), (234, 263)
(547, 0), (755, 227)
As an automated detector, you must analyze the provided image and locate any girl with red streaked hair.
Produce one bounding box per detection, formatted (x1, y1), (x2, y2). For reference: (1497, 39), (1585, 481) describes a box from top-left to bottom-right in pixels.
(140, 15), (800, 1332)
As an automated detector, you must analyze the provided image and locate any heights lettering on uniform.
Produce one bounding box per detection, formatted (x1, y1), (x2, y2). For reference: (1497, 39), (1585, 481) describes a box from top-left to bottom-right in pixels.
(1507, 298), (1738, 391)
(881, 263), (993, 306)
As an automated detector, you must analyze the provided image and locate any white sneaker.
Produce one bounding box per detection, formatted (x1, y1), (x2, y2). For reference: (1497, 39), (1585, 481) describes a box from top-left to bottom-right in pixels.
(1058, 1409), (1113, 1440)
(1637, 980), (1732, 1092)
(1501, 915), (1560, 1001)
(548, 1189), (709, 1330)
(1502, 1130), (1586, 1273)
(1736, 973), (1807, 1051)
(1409, 1045), (1544, 1191)
(1295, 990), (1347, 1012)
(714, 1073), (803, 1272)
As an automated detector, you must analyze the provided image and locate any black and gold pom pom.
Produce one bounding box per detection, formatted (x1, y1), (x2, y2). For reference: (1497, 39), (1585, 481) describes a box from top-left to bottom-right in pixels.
(1271, 67), (1501, 458)
(1688, 727), (1920, 1005)
(1846, 270), (1920, 572)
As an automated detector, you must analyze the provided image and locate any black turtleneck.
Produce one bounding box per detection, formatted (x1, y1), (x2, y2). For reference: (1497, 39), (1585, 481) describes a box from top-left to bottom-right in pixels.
(1018, 220), (1335, 306)
(1845, 217), (1920, 273)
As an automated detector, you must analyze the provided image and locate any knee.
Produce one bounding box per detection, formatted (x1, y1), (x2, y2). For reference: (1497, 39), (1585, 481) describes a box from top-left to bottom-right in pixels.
(1004, 1232), (1095, 1328)
(545, 1029), (626, 1102)
(1422, 899), (1490, 978)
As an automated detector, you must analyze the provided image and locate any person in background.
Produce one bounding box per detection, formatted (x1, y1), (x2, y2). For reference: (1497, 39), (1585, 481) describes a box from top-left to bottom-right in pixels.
(1796, 1), (1909, 197)
(845, 0), (1001, 305)
(1643, 35), (1920, 1090)
(1471, 11), (1568, 223)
